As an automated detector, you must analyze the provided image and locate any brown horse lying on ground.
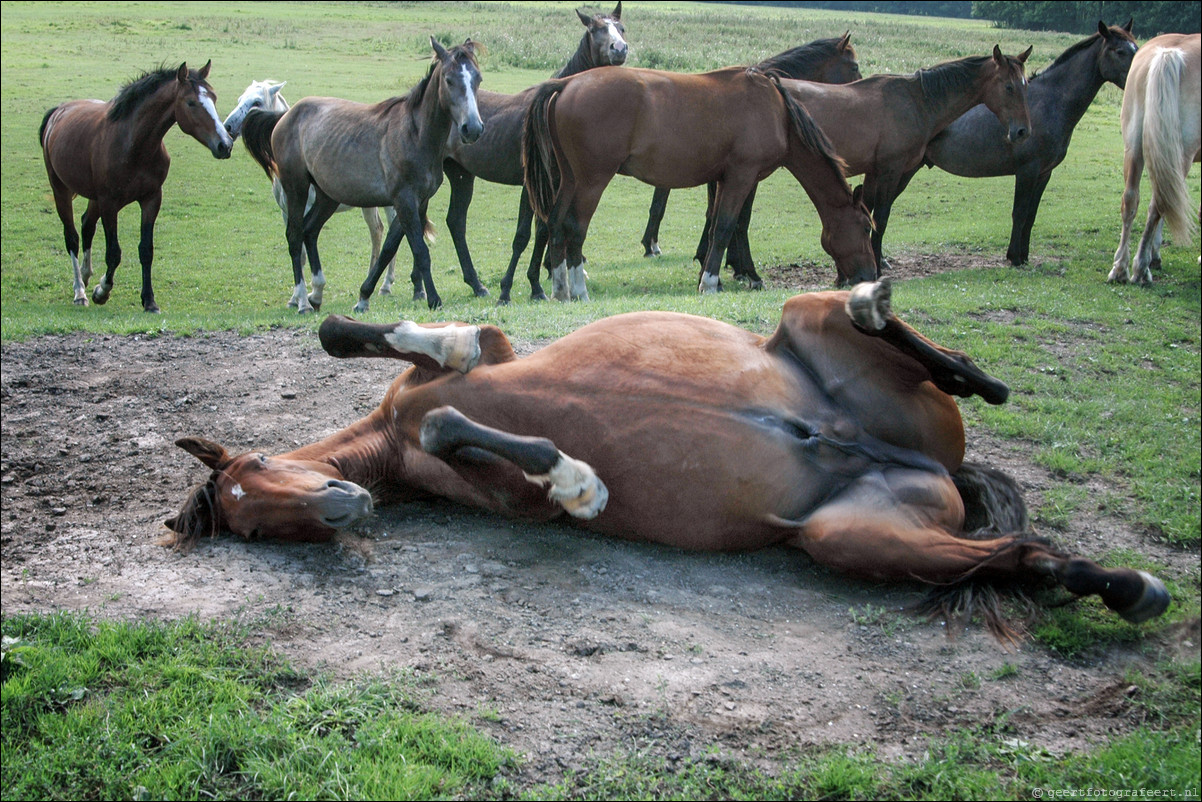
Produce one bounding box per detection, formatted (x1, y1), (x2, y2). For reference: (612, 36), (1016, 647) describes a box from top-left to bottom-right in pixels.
(166, 282), (1168, 636)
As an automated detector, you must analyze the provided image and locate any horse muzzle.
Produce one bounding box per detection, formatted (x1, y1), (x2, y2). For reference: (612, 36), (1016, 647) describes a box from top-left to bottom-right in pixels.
(459, 118), (485, 145)
(1006, 122), (1030, 145)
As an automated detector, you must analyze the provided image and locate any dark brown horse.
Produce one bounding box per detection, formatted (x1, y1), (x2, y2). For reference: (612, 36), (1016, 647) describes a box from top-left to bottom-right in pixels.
(441, 3), (630, 304)
(641, 33), (862, 287)
(523, 65), (878, 299)
(897, 22), (1138, 267)
(768, 46), (1033, 277)
(39, 62), (233, 312)
(242, 39), (484, 313)
(166, 281), (1169, 639)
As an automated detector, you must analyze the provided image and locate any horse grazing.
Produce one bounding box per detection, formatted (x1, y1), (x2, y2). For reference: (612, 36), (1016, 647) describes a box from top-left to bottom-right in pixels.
(166, 281), (1169, 639)
(241, 39), (484, 313)
(523, 66), (878, 300)
(223, 80), (399, 299)
(39, 62), (233, 312)
(442, 3), (629, 305)
(896, 21), (1138, 267)
(1110, 32), (1200, 284)
(640, 33), (862, 288)
(761, 46), (1033, 277)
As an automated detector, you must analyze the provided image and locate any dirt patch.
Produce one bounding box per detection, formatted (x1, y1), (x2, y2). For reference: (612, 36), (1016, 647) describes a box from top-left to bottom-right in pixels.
(2, 262), (1196, 785)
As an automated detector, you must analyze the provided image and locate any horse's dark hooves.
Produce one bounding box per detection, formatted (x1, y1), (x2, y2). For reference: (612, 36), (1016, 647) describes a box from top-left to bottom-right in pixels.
(427, 296), (443, 311)
(92, 291), (109, 306)
(1115, 571), (1171, 624)
(143, 305), (161, 314)
(472, 286), (491, 298)
(530, 292), (548, 302)
(496, 297), (512, 307)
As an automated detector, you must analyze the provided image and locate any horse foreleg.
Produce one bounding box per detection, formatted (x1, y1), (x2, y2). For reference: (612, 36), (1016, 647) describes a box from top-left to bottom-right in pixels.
(319, 316), (516, 372)
(845, 280), (1009, 404)
(356, 214), (408, 314)
(528, 219), (551, 302)
(698, 177), (752, 293)
(1007, 165), (1052, 266)
(865, 173), (903, 274)
(136, 193), (162, 313)
(498, 190), (535, 305)
(443, 162), (490, 298)
(79, 200), (98, 290)
(729, 184), (762, 287)
(91, 206), (122, 306)
(419, 406), (608, 520)
(1109, 149), (1143, 282)
(361, 207), (392, 295)
(642, 187), (668, 257)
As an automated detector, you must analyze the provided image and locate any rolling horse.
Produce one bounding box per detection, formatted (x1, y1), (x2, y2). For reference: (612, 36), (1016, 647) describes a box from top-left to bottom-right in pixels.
(39, 62), (233, 312)
(242, 39), (484, 313)
(522, 64), (879, 300)
(165, 282), (1170, 638)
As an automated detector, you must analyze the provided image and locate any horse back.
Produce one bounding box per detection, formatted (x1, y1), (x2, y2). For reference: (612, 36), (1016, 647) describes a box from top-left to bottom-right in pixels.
(41, 99), (168, 201)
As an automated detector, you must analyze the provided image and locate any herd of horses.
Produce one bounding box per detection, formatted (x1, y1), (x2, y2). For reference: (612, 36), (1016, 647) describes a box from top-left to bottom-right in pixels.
(35, 7), (1198, 636)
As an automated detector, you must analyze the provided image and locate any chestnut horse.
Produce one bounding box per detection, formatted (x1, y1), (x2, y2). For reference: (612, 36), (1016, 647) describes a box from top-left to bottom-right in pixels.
(166, 282), (1169, 638)
(640, 33), (862, 288)
(442, 3), (629, 304)
(241, 39), (484, 313)
(756, 46), (1033, 277)
(522, 66), (878, 300)
(39, 62), (233, 312)
(897, 22), (1137, 267)
(1110, 32), (1200, 284)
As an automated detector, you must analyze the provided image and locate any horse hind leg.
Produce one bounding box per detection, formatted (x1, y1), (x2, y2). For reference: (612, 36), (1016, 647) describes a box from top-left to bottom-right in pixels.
(1131, 200), (1164, 284)
(48, 177), (88, 305)
(419, 406), (608, 519)
(319, 316), (518, 373)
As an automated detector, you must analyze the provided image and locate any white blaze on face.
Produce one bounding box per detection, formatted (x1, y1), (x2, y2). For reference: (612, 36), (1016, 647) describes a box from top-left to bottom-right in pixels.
(459, 63), (482, 129)
(198, 86), (234, 149)
(229, 483), (246, 501)
(607, 20), (627, 54)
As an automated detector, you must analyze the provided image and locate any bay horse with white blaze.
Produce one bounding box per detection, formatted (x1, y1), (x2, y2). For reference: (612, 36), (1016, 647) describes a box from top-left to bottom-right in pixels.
(165, 282), (1169, 638)
(523, 65), (879, 300)
(222, 80), (399, 299)
(241, 39), (484, 313)
(39, 61), (233, 312)
(442, 3), (629, 304)
(1110, 32), (1200, 284)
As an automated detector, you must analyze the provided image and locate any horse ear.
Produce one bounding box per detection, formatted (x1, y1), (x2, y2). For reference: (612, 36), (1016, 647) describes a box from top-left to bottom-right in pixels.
(198, 60), (212, 80)
(430, 36), (449, 60)
(577, 8), (593, 27)
(838, 31), (851, 51)
(176, 436), (230, 470)
(612, 1), (622, 21)
(1123, 18), (1133, 34)
(852, 184), (865, 207)
(176, 63), (189, 83)
(269, 82), (286, 99)
(1017, 46), (1032, 64)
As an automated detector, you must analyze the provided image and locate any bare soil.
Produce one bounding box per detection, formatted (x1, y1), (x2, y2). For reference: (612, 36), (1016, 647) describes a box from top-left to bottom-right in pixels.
(2, 253), (1197, 786)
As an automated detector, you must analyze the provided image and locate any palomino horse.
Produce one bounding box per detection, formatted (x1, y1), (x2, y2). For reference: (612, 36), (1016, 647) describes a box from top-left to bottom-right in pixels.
(166, 282), (1169, 639)
(640, 33), (862, 288)
(896, 22), (1137, 267)
(523, 66), (878, 300)
(39, 62), (233, 312)
(1110, 32), (1200, 284)
(443, 3), (629, 304)
(223, 80), (399, 299)
(760, 46), (1033, 277)
(242, 39), (484, 313)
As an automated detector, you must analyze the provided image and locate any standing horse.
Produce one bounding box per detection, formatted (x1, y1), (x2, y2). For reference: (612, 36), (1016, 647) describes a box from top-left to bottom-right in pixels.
(442, 3), (628, 304)
(242, 39), (484, 313)
(639, 33), (861, 288)
(764, 46), (1033, 277)
(895, 22), (1138, 267)
(39, 62), (233, 312)
(223, 80), (399, 299)
(165, 282), (1169, 640)
(523, 66), (878, 300)
(1110, 32), (1200, 284)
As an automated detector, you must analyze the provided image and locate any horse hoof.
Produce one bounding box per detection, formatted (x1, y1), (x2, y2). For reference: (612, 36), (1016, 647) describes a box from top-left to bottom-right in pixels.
(530, 292), (547, 302)
(473, 286), (491, 298)
(1116, 571), (1171, 624)
(143, 304), (161, 314)
(845, 279), (892, 332)
(352, 301), (369, 315)
(495, 297), (512, 307)
(298, 306), (315, 316)
(427, 296), (443, 311)
(92, 290), (109, 306)
(73, 297), (88, 307)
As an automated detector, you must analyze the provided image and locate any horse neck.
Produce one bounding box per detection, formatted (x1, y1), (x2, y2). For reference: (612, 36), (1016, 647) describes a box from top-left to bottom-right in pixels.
(554, 35), (602, 78)
(118, 82), (181, 152)
(915, 62), (1000, 135)
(409, 70), (457, 157)
(283, 408), (400, 494)
(1030, 43), (1108, 125)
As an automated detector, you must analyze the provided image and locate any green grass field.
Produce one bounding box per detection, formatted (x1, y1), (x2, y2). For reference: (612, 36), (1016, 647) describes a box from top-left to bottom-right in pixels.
(2, 2), (1199, 799)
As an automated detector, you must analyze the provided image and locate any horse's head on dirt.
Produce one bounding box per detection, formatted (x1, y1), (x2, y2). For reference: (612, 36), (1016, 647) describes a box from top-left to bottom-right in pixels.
(163, 437), (373, 548)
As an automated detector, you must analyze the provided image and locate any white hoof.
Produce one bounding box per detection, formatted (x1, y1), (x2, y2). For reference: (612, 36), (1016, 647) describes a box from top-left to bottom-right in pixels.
(525, 453), (608, 519)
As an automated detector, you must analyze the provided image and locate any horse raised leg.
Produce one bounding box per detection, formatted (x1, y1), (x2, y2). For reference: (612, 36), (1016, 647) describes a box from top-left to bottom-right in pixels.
(419, 406), (608, 519)
(318, 315), (517, 373)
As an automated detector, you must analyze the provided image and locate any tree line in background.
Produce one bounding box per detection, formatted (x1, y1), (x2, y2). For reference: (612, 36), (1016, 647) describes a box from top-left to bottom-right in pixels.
(742, 2), (1201, 34)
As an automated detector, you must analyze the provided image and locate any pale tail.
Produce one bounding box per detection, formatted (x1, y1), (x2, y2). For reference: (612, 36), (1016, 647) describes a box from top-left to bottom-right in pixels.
(1143, 47), (1196, 246)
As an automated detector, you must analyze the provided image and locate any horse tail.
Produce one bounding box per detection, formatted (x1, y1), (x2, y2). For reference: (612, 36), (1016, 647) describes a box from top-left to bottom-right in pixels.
(423, 214), (437, 245)
(1142, 47), (1196, 246)
(951, 462), (1030, 538)
(38, 106), (59, 149)
(242, 108), (286, 179)
(523, 78), (571, 221)
(768, 74), (849, 180)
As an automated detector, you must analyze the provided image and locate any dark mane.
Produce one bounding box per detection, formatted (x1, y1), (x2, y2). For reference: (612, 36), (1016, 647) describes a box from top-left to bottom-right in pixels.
(160, 475), (222, 550)
(755, 37), (848, 78)
(769, 74), (849, 182)
(108, 65), (186, 122)
(914, 55), (992, 105)
(380, 44), (479, 120)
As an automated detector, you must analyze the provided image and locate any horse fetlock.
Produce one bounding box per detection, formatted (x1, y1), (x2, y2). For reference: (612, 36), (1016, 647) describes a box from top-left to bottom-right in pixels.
(569, 264), (590, 301)
(91, 283), (112, 305)
(699, 273), (721, 294)
(385, 321), (481, 373)
(551, 261), (571, 302)
(525, 453), (608, 519)
(845, 279), (892, 331)
(352, 298), (370, 315)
